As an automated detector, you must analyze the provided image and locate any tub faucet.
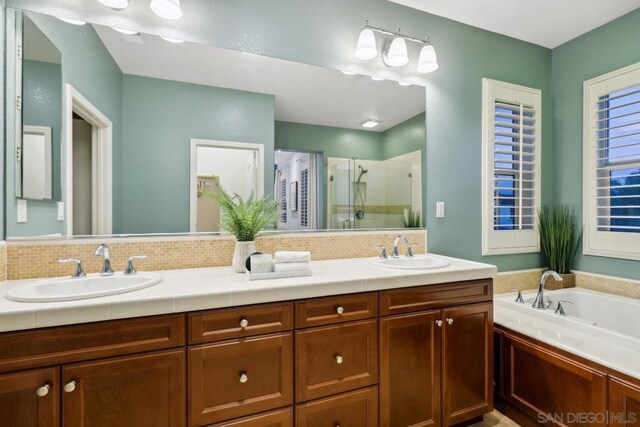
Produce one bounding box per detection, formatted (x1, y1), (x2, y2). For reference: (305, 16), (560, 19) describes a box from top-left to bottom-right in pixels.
(532, 270), (562, 309)
(94, 243), (114, 276)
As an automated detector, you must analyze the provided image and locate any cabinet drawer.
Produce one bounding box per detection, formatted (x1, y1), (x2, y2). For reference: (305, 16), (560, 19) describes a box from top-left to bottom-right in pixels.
(208, 407), (293, 427)
(189, 333), (293, 425)
(0, 314), (185, 373)
(296, 386), (378, 427)
(295, 292), (378, 328)
(189, 302), (293, 344)
(296, 319), (378, 402)
(379, 279), (492, 316)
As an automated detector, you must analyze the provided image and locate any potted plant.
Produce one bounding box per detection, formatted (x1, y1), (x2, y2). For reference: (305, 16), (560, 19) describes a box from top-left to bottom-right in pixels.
(205, 184), (278, 273)
(537, 205), (582, 289)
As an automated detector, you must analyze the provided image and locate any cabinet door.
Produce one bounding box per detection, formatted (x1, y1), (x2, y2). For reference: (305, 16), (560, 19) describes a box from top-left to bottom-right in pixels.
(379, 310), (441, 427)
(0, 367), (59, 427)
(609, 377), (640, 427)
(189, 332), (293, 425)
(62, 349), (185, 427)
(442, 302), (493, 426)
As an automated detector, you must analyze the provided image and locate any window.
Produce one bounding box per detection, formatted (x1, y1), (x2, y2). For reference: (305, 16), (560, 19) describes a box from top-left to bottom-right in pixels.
(482, 79), (541, 255)
(584, 63), (640, 260)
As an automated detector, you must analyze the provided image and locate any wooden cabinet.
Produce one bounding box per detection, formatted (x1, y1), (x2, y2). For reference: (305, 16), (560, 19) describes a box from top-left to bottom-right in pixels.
(295, 386), (378, 427)
(0, 367), (59, 427)
(608, 377), (640, 427)
(295, 292), (378, 328)
(442, 302), (493, 426)
(189, 333), (293, 425)
(209, 407), (293, 427)
(500, 333), (607, 427)
(295, 319), (378, 402)
(62, 349), (185, 427)
(379, 310), (441, 427)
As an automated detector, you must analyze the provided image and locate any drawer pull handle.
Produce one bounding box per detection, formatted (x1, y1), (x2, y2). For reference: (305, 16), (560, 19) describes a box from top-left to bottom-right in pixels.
(36, 384), (50, 397)
(239, 318), (249, 328)
(336, 306), (345, 315)
(446, 318), (454, 325)
(239, 372), (248, 383)
(335, 355), (344, 364)
(64, 381), (76, 393)
(435, 320), (443, 327)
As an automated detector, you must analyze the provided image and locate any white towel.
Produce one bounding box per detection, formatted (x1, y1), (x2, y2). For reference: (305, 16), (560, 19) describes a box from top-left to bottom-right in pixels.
(274, 251), (311, 263)
(273, 262), (311, 272)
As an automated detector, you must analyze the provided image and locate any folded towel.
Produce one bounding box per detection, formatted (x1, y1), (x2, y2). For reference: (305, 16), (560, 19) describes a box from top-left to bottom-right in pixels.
(273, 262), (311, 272)
(274, 251), (311, 263)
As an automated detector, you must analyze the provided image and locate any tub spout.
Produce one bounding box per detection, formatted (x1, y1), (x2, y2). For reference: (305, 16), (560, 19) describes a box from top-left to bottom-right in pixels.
(532, 270), (562, 309)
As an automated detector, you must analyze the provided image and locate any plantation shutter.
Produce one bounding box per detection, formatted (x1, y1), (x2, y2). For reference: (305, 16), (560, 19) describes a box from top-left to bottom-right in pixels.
(482, 79), (541, 255)
(280, 177), (288, 224)
(300, 168), (309, 227)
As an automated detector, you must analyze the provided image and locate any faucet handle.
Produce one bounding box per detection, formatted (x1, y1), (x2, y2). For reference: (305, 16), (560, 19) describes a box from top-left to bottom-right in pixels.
(58, 258), (86, 278)
(124, 255), (147, 275)
(406, 243), (420, 258)
(376, 245), (388, 259)
(510, 288), (525, 304)
(554, 300), (574, 316)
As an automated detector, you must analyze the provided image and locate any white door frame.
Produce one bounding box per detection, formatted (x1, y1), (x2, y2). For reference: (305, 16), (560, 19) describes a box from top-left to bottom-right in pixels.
(189, 139), (264, 232)
(64, 84), (113, 236)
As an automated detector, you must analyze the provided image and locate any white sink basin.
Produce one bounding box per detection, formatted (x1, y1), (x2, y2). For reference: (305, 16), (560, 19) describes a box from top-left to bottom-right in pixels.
(7, 273), (162, 303)
(374, 255), (451, 270)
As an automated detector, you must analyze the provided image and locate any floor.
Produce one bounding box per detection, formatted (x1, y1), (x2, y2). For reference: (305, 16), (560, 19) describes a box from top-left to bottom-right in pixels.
(469, 410), (521, 427)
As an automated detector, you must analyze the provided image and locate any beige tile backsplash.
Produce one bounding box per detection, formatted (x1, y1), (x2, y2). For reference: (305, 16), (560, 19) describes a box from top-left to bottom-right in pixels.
(5, 231), (426, 280)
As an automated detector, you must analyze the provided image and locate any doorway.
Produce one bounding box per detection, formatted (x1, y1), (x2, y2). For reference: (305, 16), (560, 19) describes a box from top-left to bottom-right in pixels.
(72, 115), (92, 235)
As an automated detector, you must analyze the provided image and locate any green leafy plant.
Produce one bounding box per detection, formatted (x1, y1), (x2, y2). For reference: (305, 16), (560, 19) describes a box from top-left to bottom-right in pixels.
(537, 205), (582, 274)
(403, 210), (421, 228)
(204, 184), (278, 241)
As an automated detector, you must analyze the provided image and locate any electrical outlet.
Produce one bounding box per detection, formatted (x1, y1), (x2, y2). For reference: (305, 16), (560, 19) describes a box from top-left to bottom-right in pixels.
(17, 199), (27, 223)
(436, 202), (445, 218)
(57, 202), (65, 221)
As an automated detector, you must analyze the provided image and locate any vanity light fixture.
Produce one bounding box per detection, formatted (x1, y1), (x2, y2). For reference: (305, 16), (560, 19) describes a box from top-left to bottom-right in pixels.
(150, 0), (183, 20)
(97, 0), (129, 10)
(112, 27), (140, 35)
(361, 119), (380, 129)
(57, 17), (86, 25)
(355, 21), (439, 73)
(161, 36), (185, 44)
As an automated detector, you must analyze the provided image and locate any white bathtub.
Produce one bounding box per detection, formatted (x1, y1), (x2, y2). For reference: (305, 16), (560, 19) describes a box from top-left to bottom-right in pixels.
(495, 287), (640, 379)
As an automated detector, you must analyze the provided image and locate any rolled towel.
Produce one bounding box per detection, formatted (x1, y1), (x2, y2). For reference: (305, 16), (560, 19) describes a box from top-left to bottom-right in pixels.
(274, 251), (311, 264)
(273, 262), (311, 272)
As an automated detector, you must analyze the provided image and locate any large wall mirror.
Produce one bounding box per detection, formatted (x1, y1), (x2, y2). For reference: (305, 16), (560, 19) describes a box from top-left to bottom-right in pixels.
(5, 8), (426, 239)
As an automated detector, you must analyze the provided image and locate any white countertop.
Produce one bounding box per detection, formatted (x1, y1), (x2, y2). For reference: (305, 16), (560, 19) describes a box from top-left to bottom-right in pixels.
(0, 254), (496, 333)
(495, 292), (640, 381)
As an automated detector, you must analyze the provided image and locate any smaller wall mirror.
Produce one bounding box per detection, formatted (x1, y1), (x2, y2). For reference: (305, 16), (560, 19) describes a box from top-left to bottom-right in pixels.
(18, 14), (62, 201)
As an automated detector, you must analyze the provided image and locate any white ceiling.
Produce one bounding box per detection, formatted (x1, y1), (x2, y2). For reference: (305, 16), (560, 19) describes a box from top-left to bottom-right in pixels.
(389, 0), (640, 48)
(94, 26), (426, 132)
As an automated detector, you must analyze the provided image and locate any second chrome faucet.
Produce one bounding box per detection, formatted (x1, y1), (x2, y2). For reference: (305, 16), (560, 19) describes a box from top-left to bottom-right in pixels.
(94, 243), (114, 276)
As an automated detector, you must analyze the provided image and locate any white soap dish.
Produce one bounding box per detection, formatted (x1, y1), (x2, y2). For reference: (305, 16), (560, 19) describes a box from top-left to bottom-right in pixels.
(245, 269), (312, 281)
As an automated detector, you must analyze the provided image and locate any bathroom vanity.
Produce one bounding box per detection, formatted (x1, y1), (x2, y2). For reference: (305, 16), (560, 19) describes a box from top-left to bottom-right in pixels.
(0, 256), (495, 427)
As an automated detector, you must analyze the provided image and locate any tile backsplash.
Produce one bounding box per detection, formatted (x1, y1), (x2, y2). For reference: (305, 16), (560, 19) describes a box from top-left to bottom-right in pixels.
(5, 231), (426, 280)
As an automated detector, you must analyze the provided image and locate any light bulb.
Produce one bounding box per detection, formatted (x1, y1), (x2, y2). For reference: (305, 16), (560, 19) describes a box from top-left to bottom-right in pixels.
(150, 0), (183, 20)
(355, 28), (377, 60)
(385, 37), (409, 67)
(112, 27), (139, 35)
(97, 0), (129, 9)
(417, 44), (439, 73)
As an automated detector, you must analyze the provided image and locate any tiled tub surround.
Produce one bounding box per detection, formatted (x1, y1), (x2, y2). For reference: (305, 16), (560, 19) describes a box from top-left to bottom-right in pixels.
(0, 254), (494, 332)
(5, 230), (426, 280)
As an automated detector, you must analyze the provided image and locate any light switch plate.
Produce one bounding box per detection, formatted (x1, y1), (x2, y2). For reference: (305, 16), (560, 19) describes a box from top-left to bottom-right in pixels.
(57, 202), (65, 221)
(17, 199), (27, 223)
(436, 202), (445, 218)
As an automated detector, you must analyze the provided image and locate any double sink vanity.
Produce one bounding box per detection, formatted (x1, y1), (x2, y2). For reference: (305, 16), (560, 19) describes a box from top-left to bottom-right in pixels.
(0, 250), (496, 427)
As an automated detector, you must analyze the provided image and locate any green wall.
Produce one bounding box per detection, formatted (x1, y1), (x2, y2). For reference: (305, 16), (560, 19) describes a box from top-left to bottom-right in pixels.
(381, 112), (426, 160)
(120, 74), (275, 234)
(551, 8), (640, 279)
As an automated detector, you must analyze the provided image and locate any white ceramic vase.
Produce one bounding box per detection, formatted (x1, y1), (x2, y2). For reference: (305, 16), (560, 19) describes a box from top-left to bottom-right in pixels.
(233, 240), (256, 273)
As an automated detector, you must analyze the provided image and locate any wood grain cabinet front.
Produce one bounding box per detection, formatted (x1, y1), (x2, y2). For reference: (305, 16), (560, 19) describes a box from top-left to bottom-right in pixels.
(295, 319), (378, 402)
(62, 349), (186, 427)
(0, 367), (59, 427)
(189, 332), (293, 426)
(608, 377), (640, 427)
(295, 386), (378, 427)
(207, 407), (293, 427)
(295, 292), (378, 328)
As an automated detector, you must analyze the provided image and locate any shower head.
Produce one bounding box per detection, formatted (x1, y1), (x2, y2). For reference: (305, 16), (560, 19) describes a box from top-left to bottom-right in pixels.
(358, 165), (369, 174)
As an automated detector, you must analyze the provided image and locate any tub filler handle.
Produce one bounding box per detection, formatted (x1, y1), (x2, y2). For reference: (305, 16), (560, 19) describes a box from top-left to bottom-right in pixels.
(554, 300), (574, 316)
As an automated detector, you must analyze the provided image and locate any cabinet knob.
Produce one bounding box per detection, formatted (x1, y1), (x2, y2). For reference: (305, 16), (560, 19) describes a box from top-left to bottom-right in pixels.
(435, 320), (443, 327)
(36, 384), (50, 397)
(446, 318), (454, 325)
(64, 380), (76, 393)
(239, 318), (249, 328)
(239, 372), (248, 383)
(335, 355), (344, 364)
(336, 306), (345, 315)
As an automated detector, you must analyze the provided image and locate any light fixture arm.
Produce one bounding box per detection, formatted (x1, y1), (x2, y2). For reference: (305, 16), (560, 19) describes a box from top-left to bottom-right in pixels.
(364, 21), (431, 45)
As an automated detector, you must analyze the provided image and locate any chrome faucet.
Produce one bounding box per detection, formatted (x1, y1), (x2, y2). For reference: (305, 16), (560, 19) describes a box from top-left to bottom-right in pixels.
(58, 258), (86, 278)
(94, 244), (114, 276)
(532, 270), (562, 309)
(391, 235), (416, 258)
